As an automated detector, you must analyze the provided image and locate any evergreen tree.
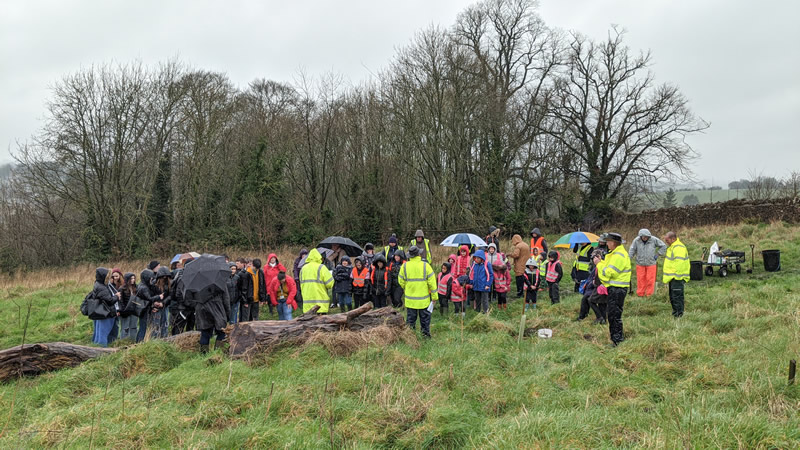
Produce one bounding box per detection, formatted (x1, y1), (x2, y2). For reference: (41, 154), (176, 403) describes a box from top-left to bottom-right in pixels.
(149, 152), (172, 238)
(663, 188), (677, 208)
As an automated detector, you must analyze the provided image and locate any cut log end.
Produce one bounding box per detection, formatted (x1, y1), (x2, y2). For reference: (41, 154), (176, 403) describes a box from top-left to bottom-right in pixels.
(0, 342), (117, 382)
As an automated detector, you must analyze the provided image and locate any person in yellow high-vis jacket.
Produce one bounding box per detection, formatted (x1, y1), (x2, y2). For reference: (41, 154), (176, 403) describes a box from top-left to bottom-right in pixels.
(399, 246), (438, 338)
(596, 232), (631, 346)
(299, 249), (334, 314)
(662, 231), (690, 317)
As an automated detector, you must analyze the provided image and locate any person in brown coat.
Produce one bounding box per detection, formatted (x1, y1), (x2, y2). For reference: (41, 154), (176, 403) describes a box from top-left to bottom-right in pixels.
(509, 234), (530, 298)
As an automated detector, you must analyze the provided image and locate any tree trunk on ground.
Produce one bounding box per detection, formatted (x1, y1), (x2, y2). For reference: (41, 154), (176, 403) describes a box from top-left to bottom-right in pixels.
(226, 302), (406, 357)
(0, 303), (407, 380)
(0, 342), (118, 382)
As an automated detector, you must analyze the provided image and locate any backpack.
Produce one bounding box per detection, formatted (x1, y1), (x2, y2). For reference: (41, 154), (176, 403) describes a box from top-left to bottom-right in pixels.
(80, 291), (93, 316)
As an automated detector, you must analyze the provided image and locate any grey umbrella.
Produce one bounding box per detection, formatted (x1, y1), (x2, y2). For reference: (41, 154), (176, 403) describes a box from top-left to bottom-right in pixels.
(318, 236), (364, 257)
(181, 253), (229, 302)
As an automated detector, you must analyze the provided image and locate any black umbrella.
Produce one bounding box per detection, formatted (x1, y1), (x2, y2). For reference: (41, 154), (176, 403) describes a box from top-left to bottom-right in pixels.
(318, 236), (364, 257)
(181, 253), (229, 302)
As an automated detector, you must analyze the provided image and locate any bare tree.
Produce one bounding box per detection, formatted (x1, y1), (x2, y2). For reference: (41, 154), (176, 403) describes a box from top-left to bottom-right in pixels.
(745, 170), (780, 201)
(780, 171), (800, 199)
(548, 28), (708, 208)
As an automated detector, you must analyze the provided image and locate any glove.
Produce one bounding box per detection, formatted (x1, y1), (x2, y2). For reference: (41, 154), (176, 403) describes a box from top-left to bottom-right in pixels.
(597, 285), (608, 295)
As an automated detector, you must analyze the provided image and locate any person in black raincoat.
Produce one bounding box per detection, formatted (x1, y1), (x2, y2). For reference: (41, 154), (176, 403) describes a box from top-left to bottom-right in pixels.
(136, 269), (163, 343)
(148, 267), (172, 338)
(226, 262), (242, 324)
(91, 267), (120, 347)
(169, 263), (194, 335)
(371, 254), (389, 308)
(187, 284), (231, 353)
(388, 250), (407, 308)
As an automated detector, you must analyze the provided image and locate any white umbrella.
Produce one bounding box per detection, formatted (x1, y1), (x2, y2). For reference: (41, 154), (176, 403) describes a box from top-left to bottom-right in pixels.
(439, 233), (487, 248)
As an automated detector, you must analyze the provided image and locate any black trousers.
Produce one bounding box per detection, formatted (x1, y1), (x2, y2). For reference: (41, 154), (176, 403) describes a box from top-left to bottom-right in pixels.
(607, 287), (627, 345)
(578, 293), (606, 320)
(199, 328), (226, 346)
(439, 295), (449, 314)
(294, 278), (303, 311)
(353, 293), (365, 308)
(591, 301), (607, 321)
(406, 307), (431, 337)
(170, 309), (195, 335)
(240, 301), (260, 322)
(496, 292), (507, 305)
(515, 275), (525, 296)
(391, 287), (404, 308)
(549, 282), (560, 304)
(668, 280), (685, 317)
(373, 293), (387, 308)
(525, 289), (537, 304)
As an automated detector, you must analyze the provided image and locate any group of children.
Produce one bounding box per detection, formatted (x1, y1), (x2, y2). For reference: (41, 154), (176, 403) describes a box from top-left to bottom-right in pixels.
(323, 238), (568, 317)
(430, 243), (564, 316)
(330, 245), (404, 311)
(519, 249), (564, 312)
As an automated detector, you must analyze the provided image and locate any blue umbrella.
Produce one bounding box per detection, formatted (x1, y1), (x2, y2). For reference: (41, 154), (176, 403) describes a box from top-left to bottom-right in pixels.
(440, 233), (487, 248)
(170, 253), (183, 265)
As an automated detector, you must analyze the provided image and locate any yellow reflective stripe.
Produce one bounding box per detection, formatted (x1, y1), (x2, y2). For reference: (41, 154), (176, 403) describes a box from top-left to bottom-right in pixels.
(663, 272), (690, 277)
(303, 300), (329, 303)
(404, 294), (430, 300)
(606, 280), (629, 287)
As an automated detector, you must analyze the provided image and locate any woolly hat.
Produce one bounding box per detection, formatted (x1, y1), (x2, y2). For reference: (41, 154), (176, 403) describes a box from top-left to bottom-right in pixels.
(148, 260), (160, 270)
(388, 236), (398, 244)
(408, 246), (420, 258)
(415, 229), (424, 238)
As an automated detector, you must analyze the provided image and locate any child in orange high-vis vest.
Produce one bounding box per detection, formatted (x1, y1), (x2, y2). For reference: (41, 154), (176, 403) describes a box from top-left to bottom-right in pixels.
(545, 251), (563, 304)
(351, 257), (370, 308)
(436, 263), (454, 316)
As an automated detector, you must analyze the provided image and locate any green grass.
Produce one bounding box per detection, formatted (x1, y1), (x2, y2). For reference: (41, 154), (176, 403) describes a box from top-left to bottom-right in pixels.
(0, 223), (799, 448)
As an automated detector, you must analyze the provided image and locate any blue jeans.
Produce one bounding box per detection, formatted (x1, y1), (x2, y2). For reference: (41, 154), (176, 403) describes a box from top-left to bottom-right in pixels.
(230, 301), (240, 324)
(93, 317), (116, 347)
(277, 301), (292, 320)
(337, 293), (352, 307)
(137, 309), (149, 343)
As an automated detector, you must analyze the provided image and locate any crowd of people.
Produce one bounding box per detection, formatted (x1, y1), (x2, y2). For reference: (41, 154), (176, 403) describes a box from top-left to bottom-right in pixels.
(83, 226), (691, 348)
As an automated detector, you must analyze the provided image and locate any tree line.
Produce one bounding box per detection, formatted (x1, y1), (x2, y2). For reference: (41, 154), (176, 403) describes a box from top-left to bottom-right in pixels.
(0, 0), (706, 271)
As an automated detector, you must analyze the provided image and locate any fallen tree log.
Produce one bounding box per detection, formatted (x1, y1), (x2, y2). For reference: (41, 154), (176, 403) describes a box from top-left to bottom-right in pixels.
(0, 304), (408, 380)
(226, 302), (406, 357)
(0, 342), (117, 382)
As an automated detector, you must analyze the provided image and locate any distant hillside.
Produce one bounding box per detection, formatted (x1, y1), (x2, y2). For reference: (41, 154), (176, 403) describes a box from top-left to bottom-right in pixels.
(0, 163), (13, 180)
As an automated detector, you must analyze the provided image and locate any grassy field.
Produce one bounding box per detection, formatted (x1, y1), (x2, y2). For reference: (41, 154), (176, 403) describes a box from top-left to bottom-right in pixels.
(0, 223), (798, 448)
(639, 189), (747, 211)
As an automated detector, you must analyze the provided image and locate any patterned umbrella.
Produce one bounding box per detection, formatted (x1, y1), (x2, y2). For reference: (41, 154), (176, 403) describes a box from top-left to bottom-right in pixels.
(552, 232), (600, 249)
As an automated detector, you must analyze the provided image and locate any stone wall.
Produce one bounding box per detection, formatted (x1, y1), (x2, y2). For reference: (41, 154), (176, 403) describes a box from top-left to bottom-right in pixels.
(612, 197), (800, 229)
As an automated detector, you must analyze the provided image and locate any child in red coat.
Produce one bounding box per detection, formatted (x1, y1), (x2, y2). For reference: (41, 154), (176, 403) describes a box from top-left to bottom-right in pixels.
(492, 262), (511, 310)
(267, 271), (297, 320)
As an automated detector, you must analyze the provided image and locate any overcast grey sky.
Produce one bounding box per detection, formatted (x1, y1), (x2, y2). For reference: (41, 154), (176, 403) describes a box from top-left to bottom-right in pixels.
(2, 0), (798, 185)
